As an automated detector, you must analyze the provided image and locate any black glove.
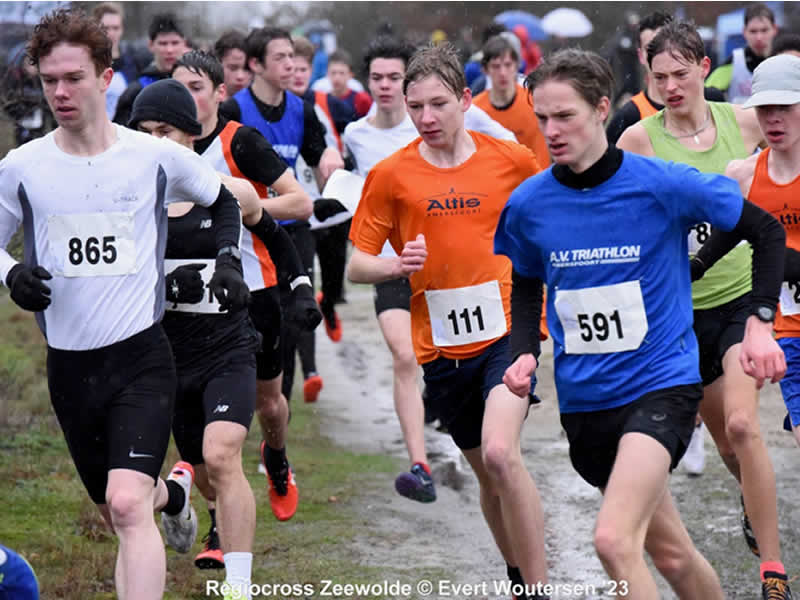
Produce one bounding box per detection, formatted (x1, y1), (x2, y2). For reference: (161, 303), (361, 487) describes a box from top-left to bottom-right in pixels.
(286, 284), (322, 331)
(313, 198), (349, 222)
(165, 263), (207, 305)
(208, 254), (250, 312)
(6, 263), (52, 311)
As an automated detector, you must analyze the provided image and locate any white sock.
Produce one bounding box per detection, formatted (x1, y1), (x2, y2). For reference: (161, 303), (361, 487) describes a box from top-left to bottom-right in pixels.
(224, 552), (253, 599)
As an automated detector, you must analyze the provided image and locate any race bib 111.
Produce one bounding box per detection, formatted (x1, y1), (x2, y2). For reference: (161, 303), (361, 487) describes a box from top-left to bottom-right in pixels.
(425, 280), (507, 347)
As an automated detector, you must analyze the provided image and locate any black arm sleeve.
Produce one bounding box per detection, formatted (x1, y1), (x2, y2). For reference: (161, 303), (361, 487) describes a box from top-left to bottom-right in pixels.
(112, 81), (142, 126)
(693, 200), (785, 310)
(605, 101), (642, 145)
(219, 98), (242, 123)
(510, 270), (544, 361)
(206, 184), (242, 251)
(231, 127), (289, 187)
(785, 247), (800, 282)
(300, 101), (328, 167)
(245, 209), (305, 285)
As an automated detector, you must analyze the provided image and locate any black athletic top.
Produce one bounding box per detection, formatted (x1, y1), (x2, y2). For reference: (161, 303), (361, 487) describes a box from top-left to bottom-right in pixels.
(220, 92), (328, 167)
(163, 205), (258, 371)
(195, 116), (288, 187)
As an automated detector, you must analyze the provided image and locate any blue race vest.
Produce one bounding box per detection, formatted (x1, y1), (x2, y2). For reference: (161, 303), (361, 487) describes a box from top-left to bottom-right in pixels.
(233, 88), (305, 224)
(138, 74), (158, 88)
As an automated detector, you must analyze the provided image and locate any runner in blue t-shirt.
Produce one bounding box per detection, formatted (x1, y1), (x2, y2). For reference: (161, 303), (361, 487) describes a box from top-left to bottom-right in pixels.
(495, 49), (786, 600)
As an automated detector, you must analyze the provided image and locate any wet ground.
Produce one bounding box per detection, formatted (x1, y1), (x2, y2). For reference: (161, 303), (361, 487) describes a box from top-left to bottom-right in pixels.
(314, 285), (799, 599)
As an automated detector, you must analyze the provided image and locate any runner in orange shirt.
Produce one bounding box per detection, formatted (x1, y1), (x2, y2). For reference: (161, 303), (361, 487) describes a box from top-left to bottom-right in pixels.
(473, 34), (549, 166)
(347, 43), (548, 599)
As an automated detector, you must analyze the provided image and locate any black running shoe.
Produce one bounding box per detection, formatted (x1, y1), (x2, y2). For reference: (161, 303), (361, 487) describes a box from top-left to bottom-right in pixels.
(763, 571), (793, 600)
(194, 524), (224, 570)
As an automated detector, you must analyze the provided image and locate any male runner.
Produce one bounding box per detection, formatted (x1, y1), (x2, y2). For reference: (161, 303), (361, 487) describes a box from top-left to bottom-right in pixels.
(173, 49), (318, 528)
(0, 10), (248, 599)
(214, 30), (252, 100)
(473, 34), (549, 165)
(113, 12), (188, 125)
(220, 28), (344, 484)
(606, 10), (725, 146)
(618, 20), (792, 598)
(347, 42), (548, 598)
(499, 46), (785, 600)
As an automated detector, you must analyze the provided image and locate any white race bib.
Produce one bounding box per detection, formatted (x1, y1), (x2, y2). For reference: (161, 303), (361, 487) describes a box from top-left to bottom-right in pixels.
(425, 280), (507, 347)
(554, 280), (648, 354)
(48, 212), (136, 277)
(164, 258), (222, 314)
(687, 222), (712, 255)
(780, 282), (800, 316)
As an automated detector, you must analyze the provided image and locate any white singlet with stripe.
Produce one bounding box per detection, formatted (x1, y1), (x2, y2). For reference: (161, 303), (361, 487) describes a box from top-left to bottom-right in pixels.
(201, 133), (273, 292)
(0, 125), (221, 350)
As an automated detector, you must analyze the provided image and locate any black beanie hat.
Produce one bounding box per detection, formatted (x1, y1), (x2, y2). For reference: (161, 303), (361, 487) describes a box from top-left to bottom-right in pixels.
(128, 79), (202, 136)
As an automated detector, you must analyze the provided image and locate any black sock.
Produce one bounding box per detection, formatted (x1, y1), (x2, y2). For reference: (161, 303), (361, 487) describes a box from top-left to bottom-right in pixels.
(265, 445), (287, 475)
(208, 508), (217, 532)
(507, 564), (524, 585)
(162, 480), (185, 516)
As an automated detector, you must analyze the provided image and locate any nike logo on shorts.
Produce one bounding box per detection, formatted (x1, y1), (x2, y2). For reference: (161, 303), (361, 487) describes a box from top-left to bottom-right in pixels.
(129, 449), (155, 459)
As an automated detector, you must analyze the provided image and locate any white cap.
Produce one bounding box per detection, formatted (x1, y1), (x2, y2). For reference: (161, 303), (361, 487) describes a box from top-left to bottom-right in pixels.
(742, 54), (800, 108)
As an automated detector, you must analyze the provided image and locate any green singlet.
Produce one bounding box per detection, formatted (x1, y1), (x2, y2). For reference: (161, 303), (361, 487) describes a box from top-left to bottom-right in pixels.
(642, 101), (752, 310)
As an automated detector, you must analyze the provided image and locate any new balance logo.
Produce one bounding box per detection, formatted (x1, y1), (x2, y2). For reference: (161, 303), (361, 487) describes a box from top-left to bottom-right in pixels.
(199, 219), (212, 229)
(213, 404), (229, 414)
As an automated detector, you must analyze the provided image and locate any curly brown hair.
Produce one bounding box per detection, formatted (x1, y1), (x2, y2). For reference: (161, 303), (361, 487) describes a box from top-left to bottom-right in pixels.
(28, 8), (111, 75)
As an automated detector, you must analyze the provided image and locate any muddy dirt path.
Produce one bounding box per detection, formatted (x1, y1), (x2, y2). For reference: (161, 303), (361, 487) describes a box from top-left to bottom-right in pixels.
(313, 284), (799, 599)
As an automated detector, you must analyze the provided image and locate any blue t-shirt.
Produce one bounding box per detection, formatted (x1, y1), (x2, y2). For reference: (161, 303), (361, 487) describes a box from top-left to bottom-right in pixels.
(495, 152), (743, 413)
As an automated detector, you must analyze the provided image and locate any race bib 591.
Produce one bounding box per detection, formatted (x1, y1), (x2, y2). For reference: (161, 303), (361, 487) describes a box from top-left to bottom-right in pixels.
(554, 280), (648, 354)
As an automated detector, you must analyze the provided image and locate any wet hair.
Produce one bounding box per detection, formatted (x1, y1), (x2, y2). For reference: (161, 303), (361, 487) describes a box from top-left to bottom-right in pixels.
(173, 50), (224, 88)
(148, 13), (184, 42)
(403, 42), (466, 97)
(28, 8), (111, 75)
(92, 2), (123, 22)
(292, 36), (315, 63)
(328, 49), (353, 70)
(771, 32), (800, 56)
(244, 27), (292, 66)
(214, 29), (246, 62)
(638, 11), (673, 46)
(646, 20), (705, 67)
(524, 48), (614, 109)
(745, 3), (775, 26)
(481, 35), (519, 67)
(362, 36), (415, 75)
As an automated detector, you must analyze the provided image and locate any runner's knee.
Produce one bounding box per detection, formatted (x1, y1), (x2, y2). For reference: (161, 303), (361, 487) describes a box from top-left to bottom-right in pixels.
(725, 408), (760, 446)
(650, 542), (695, 583)
(106, 486), (151, 530)
(594, 524), (637, 571)
(481, 439), (515, 483)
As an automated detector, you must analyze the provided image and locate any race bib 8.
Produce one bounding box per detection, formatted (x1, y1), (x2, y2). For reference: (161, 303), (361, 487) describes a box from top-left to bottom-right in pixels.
(163, 258), (223, 314)
(47, 212), (136, 277)
(554, 280), (648, 354)
(425, 280), (507, 347)
(687, 222), (712, 255)
(780, 282), (800, 317)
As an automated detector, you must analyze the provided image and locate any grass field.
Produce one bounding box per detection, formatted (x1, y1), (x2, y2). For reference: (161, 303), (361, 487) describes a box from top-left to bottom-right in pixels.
(0, 296), (421, 599)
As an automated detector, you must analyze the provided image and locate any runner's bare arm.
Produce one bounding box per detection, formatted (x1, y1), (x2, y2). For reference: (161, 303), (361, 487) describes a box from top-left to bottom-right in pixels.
(347, 235), (427, 284)
(314, 147), (345, 188)
(219, 173), (262, 226)
(616, 122), (656, 156)
(724, 153), (759, 199)
(732, 104), (766, 152)
(261, 169), (313, 222)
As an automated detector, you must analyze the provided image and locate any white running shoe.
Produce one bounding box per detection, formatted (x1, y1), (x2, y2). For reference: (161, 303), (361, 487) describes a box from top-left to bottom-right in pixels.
(258, 462), (267, 475)
(682, 422), (706, 476)
(161, 461), (198, 553)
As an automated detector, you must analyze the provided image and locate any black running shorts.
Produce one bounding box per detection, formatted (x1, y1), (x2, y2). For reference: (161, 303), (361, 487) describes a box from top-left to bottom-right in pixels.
(560, 383), (702, 488)
(172, 349), (257, 466)
(248, 286), (283, 380)
(373, 277), (411, 316)
(47, 323), (176, 504)
(693, 292), (750, 386)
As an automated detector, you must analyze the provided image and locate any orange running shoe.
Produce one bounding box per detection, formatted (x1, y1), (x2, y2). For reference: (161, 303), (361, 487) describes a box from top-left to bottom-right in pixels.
(194, 523), (224, 570)
(260, 440), (298, 521)
(316, 292), (342, 342)
(303, 373), (323, 403)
